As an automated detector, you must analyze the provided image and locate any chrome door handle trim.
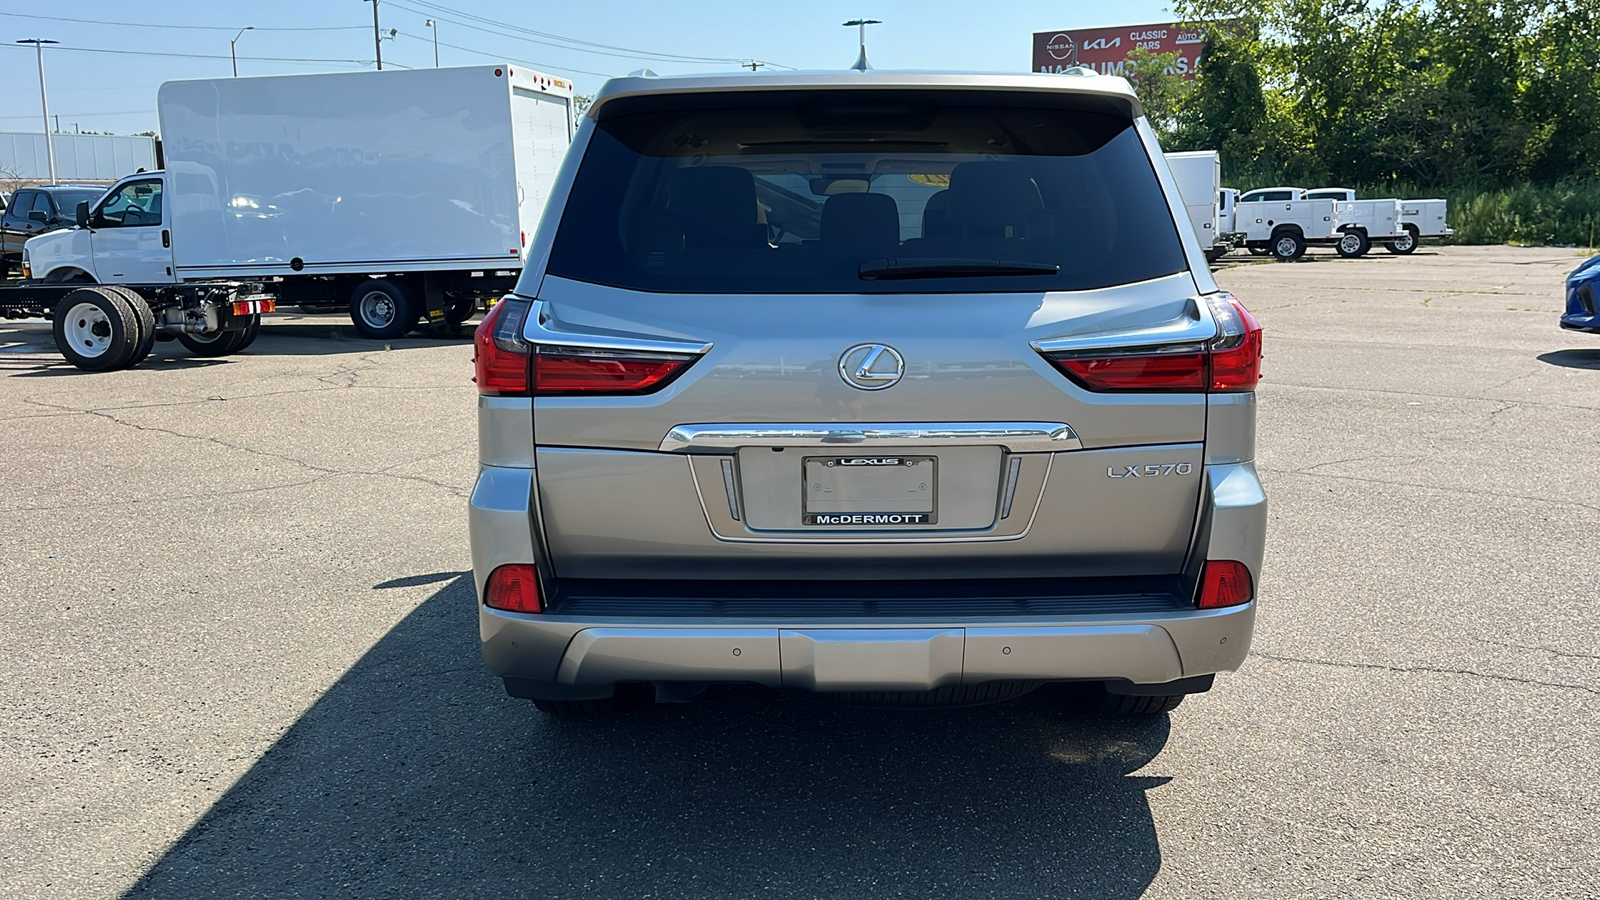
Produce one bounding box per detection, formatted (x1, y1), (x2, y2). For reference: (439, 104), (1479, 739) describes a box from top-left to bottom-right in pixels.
(660, 422), (1081, 453)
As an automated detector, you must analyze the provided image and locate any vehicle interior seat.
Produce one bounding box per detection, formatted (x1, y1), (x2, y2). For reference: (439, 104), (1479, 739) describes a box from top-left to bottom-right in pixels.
(820, 192), (900, 258)
(666, 166), (767, 252)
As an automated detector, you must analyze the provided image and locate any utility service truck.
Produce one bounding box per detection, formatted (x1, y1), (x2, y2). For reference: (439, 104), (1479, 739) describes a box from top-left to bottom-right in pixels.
(1303, 188), (1403, 258)
(19, 64), (575, 357)
(1232, 187), (1340, 261)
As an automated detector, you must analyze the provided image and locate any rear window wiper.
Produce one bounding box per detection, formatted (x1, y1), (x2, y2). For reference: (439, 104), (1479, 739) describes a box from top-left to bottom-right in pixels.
(858, 258), (1061, 280)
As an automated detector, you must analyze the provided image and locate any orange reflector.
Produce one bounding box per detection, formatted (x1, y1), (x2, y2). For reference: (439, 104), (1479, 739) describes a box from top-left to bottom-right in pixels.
(485, 564), (542, 613)
(1199, 561), (1254, 609)
(232, 299), (276, 316)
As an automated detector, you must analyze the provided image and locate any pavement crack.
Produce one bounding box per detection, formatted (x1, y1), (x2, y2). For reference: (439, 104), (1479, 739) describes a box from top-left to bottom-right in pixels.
(1259, 467), (1600, 517)
(1249, 650), (1600, 695)
(1473, 638), (1600, 663)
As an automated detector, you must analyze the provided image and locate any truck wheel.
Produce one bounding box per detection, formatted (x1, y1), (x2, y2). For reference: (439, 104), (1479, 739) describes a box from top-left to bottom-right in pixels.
(445, 296), (477, 326)
(177, 326), (248, 357)
(235, 314), (262, 351)
(52, 287), (138, 372)
(1335, 230), (1371, 259)
(1271, 231), (1306, 262)
(1385, 225), (1419, 255)
(1204, 246), (1227, 264)
(1245, 242), (1268, 256)
(102, 286), (157, 368)
(349, 279), (418, 339)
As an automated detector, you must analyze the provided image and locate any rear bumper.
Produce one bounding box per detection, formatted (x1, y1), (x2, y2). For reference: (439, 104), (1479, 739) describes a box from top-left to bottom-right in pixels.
(470, 458), (1266, 693)
(480, 603), (1254, 692)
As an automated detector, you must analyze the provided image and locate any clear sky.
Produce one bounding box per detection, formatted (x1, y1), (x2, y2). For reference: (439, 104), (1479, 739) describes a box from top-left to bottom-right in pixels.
(0, 0), (1174, 137)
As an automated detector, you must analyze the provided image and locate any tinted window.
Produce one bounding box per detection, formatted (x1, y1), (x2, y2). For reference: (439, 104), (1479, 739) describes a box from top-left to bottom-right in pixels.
(54, 189), (105, 216)
(96, 180), (162, 227)
(29, 193), (53, 215)
(546, 90), (1187, 294)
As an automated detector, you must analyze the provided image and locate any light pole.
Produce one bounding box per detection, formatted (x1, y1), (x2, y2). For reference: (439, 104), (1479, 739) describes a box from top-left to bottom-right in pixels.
(365, 0), (383, 70)
(231, 26), (255, 77)
(843, 18), (880, 71)
(16, 39), (58, 185)
(425, 19), (439, 67)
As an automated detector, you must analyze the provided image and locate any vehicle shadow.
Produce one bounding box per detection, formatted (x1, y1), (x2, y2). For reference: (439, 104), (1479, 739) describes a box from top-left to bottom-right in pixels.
(124, 575), (1173, 900)
(1538, 349), (1600, 370)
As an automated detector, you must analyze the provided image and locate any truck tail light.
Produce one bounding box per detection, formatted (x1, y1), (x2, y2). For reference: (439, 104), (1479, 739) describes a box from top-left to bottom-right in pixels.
(1040, 293), (1262, 393)
(1198, 560), (1254, 609)
(473, 297), (533, 396)
(485, 564), (542, 613)
(534, 347), (696, 395)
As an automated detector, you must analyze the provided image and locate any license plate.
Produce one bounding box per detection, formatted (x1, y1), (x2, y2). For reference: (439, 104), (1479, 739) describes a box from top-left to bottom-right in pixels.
(802, 456), (936, 526)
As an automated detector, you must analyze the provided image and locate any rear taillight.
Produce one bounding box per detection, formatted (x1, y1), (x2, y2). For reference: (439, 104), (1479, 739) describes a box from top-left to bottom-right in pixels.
(534, 346), (696, 396)
(1042, 293), (1261, 393)
(473, 297), (534, 396)
(1198, 560), (1254, 609)
(474, 298), (700, 396)
(484, 563), (542, 613)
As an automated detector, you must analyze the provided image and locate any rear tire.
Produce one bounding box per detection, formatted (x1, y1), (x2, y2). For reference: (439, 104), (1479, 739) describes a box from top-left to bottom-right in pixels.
(177, 325), (248, 357)
(1271, 231), (1306, 262)
(348, 278), (418, 339)
(52, 287), (137, 371)
(1204, 246), (1227, 264)
(445, 295), (477, 326)
(102, 286), (156, 369)
(1385, 225), (1419, 254)
(1079, 683), (1185, 716)
(1335, 230), (1370, 259)
(531, 697), (621, 718)
(235, 314), (262, 351)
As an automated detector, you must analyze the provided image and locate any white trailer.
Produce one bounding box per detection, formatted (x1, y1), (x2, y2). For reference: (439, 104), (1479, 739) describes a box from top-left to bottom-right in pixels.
(23, 65), (575, 339)
(1163, 151), (1231, 262)
(1304, 188), (1403, 258)
(1232, 187), (1340, 261)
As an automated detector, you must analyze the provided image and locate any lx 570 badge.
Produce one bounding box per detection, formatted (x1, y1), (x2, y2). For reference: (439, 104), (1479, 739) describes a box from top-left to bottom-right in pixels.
(1108, 463), (1194, 478)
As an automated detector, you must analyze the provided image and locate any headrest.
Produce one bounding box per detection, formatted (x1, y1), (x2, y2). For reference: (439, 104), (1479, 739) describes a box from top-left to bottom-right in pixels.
(821, 192), (900, 252)
(948, 162), (1043, 234)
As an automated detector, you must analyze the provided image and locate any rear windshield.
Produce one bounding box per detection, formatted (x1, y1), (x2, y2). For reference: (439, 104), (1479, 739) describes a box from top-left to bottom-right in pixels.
(544, 90), (1188, 294)
(53, 189), (107, 213)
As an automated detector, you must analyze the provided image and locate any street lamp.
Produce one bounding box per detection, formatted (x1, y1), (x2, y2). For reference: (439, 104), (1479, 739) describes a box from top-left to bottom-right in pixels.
(425, 19), (439, 67)
(16, 39), (59, 185)
(231, 26), (255, 77)
(842, 18), (880, 71)
(364, 0), (383, 70)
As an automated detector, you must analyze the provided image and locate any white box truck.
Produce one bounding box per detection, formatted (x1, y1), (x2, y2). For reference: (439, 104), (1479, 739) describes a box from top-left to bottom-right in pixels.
(22, 64), (575, 341)
(1163, 150), (1231, 263)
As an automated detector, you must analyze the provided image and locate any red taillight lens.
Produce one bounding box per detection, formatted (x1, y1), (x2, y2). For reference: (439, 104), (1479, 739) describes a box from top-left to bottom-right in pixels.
(1041, 293), (1262, 394)
(473, 298), (533, 396)
(1207, 294), (1262, 392)
(1198, 560), (1254, 609)
(1051, 351), (1207, 391)
(484, 564), (542, 613)
(534, 348), (694, 396)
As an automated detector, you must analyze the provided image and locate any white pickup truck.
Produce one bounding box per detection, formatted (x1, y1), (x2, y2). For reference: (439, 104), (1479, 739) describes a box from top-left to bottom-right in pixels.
(1306, 188), (1448, 255)
(1232, 186), (1340, 261)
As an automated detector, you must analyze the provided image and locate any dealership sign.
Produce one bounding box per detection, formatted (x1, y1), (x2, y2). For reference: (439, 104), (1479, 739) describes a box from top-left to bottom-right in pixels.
(1032, 22), (1207, 78)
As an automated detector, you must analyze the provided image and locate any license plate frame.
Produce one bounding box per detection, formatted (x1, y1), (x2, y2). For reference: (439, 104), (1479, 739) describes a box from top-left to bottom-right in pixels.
(801, 455), (937, 526)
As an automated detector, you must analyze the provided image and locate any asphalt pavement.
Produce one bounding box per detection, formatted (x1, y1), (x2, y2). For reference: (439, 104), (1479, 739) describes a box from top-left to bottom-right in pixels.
(1, 245), (1595, 899)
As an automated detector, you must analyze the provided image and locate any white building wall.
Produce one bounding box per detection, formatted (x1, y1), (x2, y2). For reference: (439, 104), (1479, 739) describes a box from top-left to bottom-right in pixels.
(0, 132), (159, 182)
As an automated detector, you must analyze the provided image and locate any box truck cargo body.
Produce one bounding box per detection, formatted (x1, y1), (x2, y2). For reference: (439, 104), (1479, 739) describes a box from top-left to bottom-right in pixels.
(1163, 150), (1230, 261)
(17, 65), (575, 339)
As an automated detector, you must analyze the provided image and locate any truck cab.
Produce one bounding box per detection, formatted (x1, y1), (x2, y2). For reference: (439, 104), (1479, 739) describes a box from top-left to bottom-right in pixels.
(23, 172), (174, 285)
(1237, 187), (1305, 203)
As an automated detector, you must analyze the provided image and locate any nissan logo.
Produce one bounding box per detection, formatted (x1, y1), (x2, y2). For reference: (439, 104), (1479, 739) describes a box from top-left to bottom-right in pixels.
(838, 343), (906, 391)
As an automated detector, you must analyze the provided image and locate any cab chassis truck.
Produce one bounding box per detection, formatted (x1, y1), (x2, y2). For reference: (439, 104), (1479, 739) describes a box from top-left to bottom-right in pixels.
(0, 279), (272, 372)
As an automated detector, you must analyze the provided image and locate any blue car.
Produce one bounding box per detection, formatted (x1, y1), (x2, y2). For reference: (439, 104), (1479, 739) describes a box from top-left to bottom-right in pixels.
(1563, 254), (1600, 333)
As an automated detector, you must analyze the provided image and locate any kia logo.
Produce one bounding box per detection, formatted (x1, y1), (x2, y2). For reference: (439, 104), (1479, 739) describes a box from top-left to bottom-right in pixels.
(838, 343), (906, 391)
(1082, 37), (1122, 50)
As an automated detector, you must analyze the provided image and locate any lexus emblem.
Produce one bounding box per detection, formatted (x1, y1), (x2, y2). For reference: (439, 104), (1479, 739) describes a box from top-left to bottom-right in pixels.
(838, 343), (905, 391)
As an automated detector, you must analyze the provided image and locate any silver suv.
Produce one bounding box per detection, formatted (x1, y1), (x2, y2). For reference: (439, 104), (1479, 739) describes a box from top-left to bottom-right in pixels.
(469, 71), (1265, 717)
